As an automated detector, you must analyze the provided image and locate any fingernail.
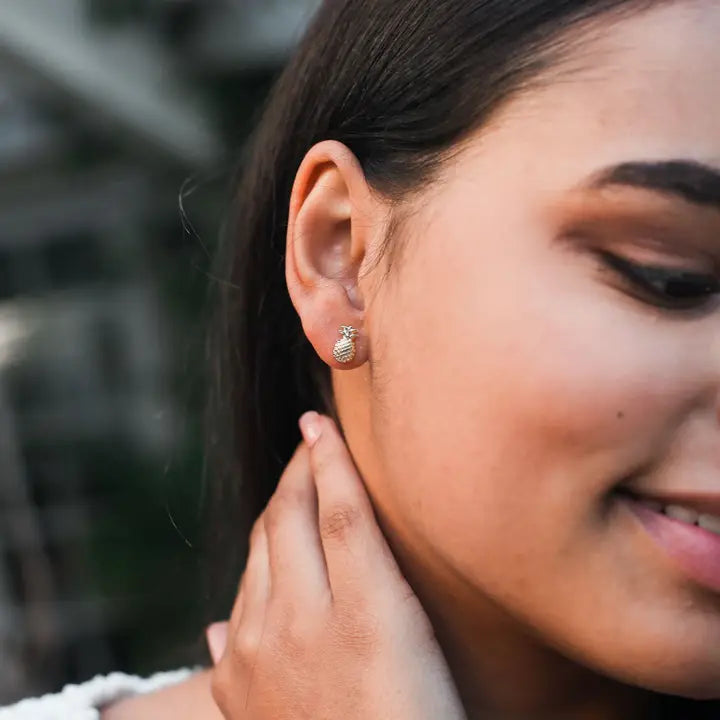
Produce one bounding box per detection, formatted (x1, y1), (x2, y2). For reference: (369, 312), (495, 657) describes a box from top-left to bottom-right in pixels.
(299, 411), (322, 447)
(205, 622), (228, 664)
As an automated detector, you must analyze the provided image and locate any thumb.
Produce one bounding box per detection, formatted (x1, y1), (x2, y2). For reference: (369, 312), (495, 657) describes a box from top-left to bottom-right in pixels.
(205, 621), (229, 665)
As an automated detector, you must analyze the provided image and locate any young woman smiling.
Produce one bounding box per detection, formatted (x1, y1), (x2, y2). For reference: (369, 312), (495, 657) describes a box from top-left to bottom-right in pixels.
(197, 0), (720, 716)
(4, 0), (720, 718)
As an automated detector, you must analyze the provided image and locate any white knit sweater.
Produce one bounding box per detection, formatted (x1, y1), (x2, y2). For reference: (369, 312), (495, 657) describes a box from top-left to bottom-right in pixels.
(0, 667), (200, 719)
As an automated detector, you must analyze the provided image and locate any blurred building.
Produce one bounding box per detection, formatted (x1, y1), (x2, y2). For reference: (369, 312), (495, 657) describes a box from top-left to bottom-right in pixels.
(0, 0), (321, 704)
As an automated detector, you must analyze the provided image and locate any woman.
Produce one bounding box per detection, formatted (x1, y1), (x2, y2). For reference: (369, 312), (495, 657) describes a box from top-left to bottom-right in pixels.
(4, 0), (720, 717)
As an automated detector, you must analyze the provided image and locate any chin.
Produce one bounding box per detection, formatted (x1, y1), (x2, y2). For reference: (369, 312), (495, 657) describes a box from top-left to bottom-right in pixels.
(601, 642), (720, 701)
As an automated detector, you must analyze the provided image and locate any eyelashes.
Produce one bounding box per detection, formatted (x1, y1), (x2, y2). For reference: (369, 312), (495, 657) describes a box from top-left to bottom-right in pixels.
(594, 249), (720, 311)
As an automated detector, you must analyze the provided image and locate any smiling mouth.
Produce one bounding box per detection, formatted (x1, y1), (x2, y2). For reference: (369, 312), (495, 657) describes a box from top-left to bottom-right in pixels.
(613, 487), (720, 594)
(614, 487), (720, 537)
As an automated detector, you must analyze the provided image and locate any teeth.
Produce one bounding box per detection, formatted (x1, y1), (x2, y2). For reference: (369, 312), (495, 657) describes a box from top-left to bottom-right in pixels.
(698, 514), (720, 537)
(624, 493), (720, 536)
(664, 504), (700, 524)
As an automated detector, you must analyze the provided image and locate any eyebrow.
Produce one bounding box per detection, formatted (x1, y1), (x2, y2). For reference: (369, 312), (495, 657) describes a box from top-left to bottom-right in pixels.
(582, 160), (720, 211)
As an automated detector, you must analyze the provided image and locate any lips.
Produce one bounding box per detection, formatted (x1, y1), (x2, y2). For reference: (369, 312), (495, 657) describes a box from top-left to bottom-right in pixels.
(614, 487), (720, 539)
(617, 487), (720, 518)
(616, 490), (720, 594)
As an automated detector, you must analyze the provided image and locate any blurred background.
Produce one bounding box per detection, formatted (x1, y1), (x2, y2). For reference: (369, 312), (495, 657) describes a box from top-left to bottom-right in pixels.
(0, 0), (321, 704)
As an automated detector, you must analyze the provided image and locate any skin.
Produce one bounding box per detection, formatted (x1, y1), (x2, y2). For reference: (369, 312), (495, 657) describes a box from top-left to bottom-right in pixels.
(104, 1), (720, 718)
(209, 419), (471, 720)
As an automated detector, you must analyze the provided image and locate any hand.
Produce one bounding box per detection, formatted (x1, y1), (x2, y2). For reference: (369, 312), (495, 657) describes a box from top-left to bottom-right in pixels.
(206, 411), (467, 720)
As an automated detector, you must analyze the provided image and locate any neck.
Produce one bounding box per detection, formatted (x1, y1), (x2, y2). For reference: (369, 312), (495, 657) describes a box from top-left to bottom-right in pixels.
(373, 506), (658, 720)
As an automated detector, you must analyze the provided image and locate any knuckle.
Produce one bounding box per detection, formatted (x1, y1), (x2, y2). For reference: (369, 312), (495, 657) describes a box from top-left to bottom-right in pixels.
(319, 502), (362, 543)
(264, 491), (299, 535)
(311, 440), (336, 479)
(232, 624), (261, 659)
(262, 499), (281, 537)
(282, 473), (312, 505)
(249, 514), (265, 548)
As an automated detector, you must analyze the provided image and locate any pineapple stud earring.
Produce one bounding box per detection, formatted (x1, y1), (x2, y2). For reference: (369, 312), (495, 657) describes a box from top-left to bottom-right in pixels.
(332, 325), (360, 364)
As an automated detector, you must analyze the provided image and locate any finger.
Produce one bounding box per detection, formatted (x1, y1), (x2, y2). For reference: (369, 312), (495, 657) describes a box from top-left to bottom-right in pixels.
(206, 621), (229, 665)
(298, 411), (403, 602)
(264, 440), (331, 604)
(226, 569), (245, 638)
(226, 521), (258, 640)
(227, 514), (271, 654)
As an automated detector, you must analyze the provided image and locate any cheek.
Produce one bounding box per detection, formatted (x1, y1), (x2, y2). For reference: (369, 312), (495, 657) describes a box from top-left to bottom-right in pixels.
(369, 215), (685, 585)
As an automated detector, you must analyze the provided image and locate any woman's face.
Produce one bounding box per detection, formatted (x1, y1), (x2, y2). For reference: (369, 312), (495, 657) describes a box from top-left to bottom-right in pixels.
(338, 0), (720, 698)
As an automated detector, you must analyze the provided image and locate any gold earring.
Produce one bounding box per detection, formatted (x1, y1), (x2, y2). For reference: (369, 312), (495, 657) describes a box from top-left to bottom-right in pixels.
(333, 325), (360, 364)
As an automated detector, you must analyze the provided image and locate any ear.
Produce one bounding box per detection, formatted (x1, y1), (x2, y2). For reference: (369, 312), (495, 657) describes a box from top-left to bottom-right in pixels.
(285, 140), (383, 368)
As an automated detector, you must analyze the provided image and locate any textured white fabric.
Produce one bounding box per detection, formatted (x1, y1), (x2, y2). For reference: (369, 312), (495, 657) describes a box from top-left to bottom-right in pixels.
(0, 667), (200, 720)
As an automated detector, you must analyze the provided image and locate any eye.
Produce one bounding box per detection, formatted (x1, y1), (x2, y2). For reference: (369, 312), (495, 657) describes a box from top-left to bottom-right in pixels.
(594, 249), (720, 311)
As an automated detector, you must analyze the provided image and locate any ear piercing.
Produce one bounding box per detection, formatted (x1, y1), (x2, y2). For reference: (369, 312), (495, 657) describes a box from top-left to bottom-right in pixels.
(333, 325), (360, 364)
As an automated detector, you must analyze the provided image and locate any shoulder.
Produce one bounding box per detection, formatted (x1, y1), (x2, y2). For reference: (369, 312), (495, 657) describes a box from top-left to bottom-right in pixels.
(0, 667), (203, 720)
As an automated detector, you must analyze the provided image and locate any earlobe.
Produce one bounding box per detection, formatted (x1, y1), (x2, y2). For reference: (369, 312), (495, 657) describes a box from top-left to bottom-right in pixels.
(285, 141), (376, 369)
